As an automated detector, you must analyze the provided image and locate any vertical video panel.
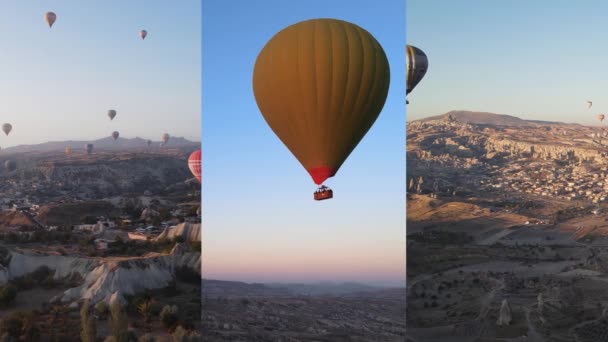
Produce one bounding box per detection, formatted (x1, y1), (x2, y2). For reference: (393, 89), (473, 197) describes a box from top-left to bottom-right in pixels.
(407, 1), (608, 341)
(202, 0), (405, 340)
(0, 2), (201, 341)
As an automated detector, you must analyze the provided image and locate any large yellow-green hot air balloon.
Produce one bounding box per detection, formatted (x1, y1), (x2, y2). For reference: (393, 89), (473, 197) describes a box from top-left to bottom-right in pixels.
(406, 45), (428, 104)
(253, 18), (390, 200)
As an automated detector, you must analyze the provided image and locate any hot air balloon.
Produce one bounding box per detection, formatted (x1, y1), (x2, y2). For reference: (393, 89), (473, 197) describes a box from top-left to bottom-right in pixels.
(85, 144), (94, 155)
(112, 131), (119, 140)
(140, 30), (147, 40)
(45, 12), (56, 28)
(2, 124), (12, 136)
(188, 149), (202, 183)
(5, 160), (16, 172)
(64, 147), (72, 156)
(147, 140), (152, 147)
(406, 45), (428, 104)
(162, 133), (170, 144)
(587, 101), (593, 109)
(598, 114), (605, 123)
(108, 110), (117, 120)
(252, 18), (390, 200)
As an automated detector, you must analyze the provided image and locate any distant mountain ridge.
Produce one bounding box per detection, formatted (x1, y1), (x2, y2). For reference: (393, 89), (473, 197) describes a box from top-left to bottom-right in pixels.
(203, 279), (402, 298)
(266, 282), (386, 296)
(0, 136), (200, 154)
(416, 110), (580, 127)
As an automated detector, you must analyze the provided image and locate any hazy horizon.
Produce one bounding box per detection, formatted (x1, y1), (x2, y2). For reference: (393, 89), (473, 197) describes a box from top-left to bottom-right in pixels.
(204, 277), (404, 289)
(406, 109), (600, 127)
(407, 0), (608, 126)
(0, 1), (201, 148)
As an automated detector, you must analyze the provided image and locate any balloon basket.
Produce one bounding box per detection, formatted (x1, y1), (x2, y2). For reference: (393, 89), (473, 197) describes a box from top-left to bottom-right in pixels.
(314, 187), (333, 201)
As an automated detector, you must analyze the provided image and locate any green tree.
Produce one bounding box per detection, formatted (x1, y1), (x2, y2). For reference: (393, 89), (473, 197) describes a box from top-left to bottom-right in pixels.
(160, 305), (179, 330)
(138, 334), (155, 342)
(0, 284), (17, 306)
(172, 326), (201, 342)
(80, 299), (97, 342)
(95, 301), (109, 320)
(137, 299), (153, 323)
(109, 301), (128, 342)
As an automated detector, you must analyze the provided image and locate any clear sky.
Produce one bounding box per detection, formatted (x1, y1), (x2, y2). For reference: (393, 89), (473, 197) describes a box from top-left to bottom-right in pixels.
(0, 1), (200, 148)
(202, 0), (405, 287)
(407, 0), (608, 125)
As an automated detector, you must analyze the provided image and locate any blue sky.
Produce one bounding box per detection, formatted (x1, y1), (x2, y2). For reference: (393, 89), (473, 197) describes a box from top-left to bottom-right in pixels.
(202, 0), (405, 286)
(0, 1), (200, 147)
(407, 0), (608, 125)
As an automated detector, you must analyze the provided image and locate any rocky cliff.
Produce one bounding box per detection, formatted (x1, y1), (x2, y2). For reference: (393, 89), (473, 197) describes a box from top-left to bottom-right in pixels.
(0, 243), (200, 306)
(155, 222), (201, 242)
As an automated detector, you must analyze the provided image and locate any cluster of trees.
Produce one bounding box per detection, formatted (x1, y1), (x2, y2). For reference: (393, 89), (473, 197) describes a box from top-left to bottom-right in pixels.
(0, 229), (75, 245)
(80, 299), (201, 342)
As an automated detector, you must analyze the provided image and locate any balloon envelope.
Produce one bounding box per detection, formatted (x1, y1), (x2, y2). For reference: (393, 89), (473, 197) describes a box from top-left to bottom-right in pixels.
(406, 45), (428, 96)
(2, 124), (12, 136)
(252, 18), (390, 185)
(162, 133), (170, 144)
(108, 110), (117, 120)
(188, 149), (202, 183)
(599, 114), (605, 123)
(587, 101), (593, 109)
(112, 131), (119, 140)
(45, 12), (56, 28)
(140, 30), (147, 40)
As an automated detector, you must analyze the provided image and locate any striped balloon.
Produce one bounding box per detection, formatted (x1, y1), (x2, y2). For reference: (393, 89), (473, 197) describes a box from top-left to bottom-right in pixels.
(188, 149), (201, 183)
(406, 45), (428, 96)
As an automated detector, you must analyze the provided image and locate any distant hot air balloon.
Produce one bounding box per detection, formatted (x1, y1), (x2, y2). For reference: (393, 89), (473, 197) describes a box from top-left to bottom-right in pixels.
(406, 45), (428, 104)
(162, 133), (170, 144)
(188, 149), (201, 183)
(140, 30), (147, 40)
(587, 101), (593, 109)
(598, 114), (605, 123)
(253, 18), (390, 200)
(108, 110), (117, 120)
(4, 160), (16, 172)
(85, 143), (94, 155)
(45, 12), (57, 28)
(112, 131), (119, 140)
(2, 124), (12, 136)
(147, 140), (152, 147)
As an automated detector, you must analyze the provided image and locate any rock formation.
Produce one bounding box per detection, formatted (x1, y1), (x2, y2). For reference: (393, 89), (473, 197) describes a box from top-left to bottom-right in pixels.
(155, 222), (201, 242)
(496, 299), (512, 326)
(0, 243), (200, 307)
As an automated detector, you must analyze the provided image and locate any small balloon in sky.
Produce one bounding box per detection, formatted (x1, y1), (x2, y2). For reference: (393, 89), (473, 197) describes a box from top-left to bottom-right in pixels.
(45, 12), (57, 28)
(2, 123), (12, 136)
(108, 109), (117, 120)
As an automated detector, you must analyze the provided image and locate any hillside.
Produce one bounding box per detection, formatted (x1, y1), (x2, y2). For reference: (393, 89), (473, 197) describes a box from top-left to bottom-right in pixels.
(417, 110), (575, 127)
(0, 152), (195, 200)
(0, 136), (200, 155)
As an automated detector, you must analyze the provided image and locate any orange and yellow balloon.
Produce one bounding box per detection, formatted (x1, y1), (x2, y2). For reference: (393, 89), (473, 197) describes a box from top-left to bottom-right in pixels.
(253, 18), (390, 185)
